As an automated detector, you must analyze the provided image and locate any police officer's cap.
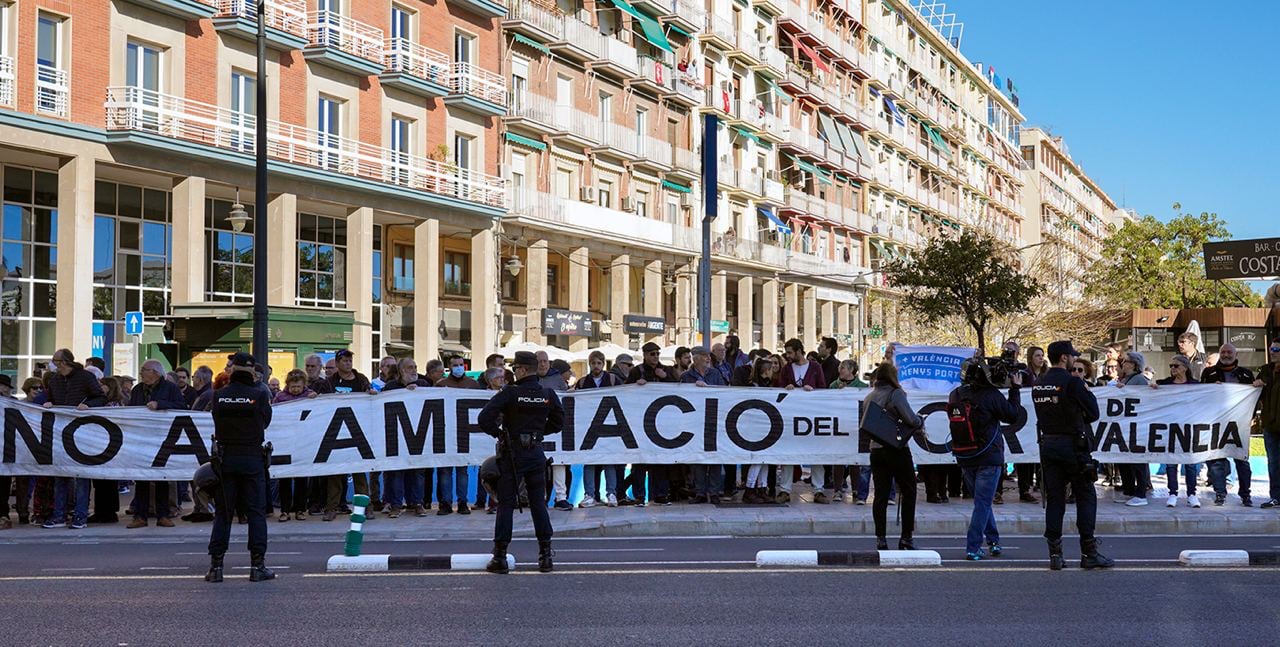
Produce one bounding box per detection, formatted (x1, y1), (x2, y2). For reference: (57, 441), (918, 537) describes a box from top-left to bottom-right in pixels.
(1047, 340), (1081, 363)
(512, 351), (538, 367)
(227, 351), (256, 368)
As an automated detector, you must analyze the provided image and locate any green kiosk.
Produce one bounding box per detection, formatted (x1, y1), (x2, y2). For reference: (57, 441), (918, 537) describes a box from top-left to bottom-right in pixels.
(165, 304), (358, 379)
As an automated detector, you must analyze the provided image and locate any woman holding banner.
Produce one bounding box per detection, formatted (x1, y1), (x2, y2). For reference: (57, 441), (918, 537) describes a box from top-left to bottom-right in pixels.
(741, 357), (780, 504)
(862, 363), (924, 550)
(1152, 356), (1202, 508)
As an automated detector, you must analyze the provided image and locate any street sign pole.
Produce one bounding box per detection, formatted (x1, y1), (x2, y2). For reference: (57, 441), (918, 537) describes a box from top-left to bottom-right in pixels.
(699, 114), (718, 348)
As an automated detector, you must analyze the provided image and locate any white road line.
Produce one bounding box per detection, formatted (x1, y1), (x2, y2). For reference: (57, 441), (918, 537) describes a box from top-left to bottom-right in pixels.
(939, 558), (1165, 564)
(41, 567), (96, 572)
(553, 548), (666, 553)
(139, 566), (190, 571)
(559, 560), (755, 566)
(231, 566), (291, 569)
(174, 551), (303, 556)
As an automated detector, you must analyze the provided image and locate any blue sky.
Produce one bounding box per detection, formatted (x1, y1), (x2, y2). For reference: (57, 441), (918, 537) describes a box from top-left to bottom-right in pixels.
(950, 0), (1277, 243)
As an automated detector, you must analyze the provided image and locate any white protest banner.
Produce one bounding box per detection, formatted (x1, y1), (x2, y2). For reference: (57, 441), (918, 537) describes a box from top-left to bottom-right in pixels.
(0, 383), (1258, 480)
(890, 344), (977, 391)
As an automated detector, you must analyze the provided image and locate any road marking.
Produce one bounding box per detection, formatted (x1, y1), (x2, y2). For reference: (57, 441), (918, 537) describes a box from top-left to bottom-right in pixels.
(175, 551), (303, 556)
(939, 558), (1165, 564)
(553, 548), (666, 553)
(140, 566), (190, 571)
(41, 567), (96, 572)
(559, 560), (754, 566)
(301, 565), (1274, 578)
(231, 566), (291, 569)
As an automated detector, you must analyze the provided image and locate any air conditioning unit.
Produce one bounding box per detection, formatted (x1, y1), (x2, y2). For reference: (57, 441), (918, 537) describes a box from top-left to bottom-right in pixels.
(680, 193), (694, 207)
(621, 196), (636, 212)
(580, 186), (597, 202)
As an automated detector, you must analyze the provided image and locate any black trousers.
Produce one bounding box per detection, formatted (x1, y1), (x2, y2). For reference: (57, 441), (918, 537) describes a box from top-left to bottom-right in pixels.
(0, 475), (30, 518)
(495, 458), (552, 544)
(132, 481), (170, 520)
(208, 452), (268, 557)
(999, 464), (1037, 495)
(278, 477), (309, 514)
(871, 446), (917, 540)
(1041, 437), (1098, 550)
(1118, 464), (1151, 498)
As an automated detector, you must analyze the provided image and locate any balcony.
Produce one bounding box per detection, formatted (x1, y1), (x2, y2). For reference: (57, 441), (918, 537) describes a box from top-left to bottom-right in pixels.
(593, 123), (639, 159)
(634, 136), (673, 171)
(213, 0), (308, 50)
(508, 189), (695, 252)
(103, 86), (506, 211)
(731, 31), (762, 65)
(379, 38), (450, 98)
(125, 0), (217, 20)
(502, 0), (564, 43)
(445, 63), (507, 116)
(550, 16), (602, 62)
(594, 36), (639, 77)
(752, 0), (784, 15)
(663, 0), (705, 34)
(701, 15), (736, 49)
(704, 87), (734, 118)
(35, 64), (69, 119)
(551, 105), (600, 146)
(632, 55), (674, 95)
(447, 0), (507, 19)
(0, 55), (13, 108)
(755, 45), (788, 77)
(671, 146), (698, 177)
(304, 10), (385, 76)
(505, 91), (557, 133)
(669, 73), (701, 107)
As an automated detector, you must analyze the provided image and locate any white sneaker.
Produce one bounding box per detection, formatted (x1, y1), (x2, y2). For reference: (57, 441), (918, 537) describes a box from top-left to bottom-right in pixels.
(606, 493), (618, 507)
(1188, 495), (1201, 508)
(1166, 495), (1179, 507)
(1125, 496), (1149, 507)
(579, 496), (597, 509)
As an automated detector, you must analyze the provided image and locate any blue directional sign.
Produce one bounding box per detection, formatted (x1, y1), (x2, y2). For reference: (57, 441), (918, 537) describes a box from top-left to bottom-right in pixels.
(124, 311), (144, 336)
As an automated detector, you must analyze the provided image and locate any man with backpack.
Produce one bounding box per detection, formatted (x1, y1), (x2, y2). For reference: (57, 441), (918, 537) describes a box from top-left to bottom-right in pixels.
(949, 357), (1025, 561)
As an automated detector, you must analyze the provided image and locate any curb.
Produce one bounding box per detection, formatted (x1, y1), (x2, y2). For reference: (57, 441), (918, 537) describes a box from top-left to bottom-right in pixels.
(326, 554), (515, 572)
(1178, 550), (1280, 567)
(755, 550), (941, 568)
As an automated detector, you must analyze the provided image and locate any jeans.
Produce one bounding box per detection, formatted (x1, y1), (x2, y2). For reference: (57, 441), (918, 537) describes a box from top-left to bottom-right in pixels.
(1164, 464), (1201, 496)
(1265, 432), (1280, 501)
(52, 477), (91, 524)
(961, 465), (1001, 554)
(384, 470), (425, 507)
(437, 466), (469, 505)
(1118, 464), (1152, 498)
(1207, 458), (1251, 498)
(582, 465), (618, 500)
(693, 465), (724, 497)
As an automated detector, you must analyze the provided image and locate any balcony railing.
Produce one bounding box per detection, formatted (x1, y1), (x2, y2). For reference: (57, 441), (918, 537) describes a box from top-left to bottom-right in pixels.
(0, 55), (14, 107)
(450, 62), (506, 106)
(505, 0), (564, 39)
(559, 16), (602, 59)
(599, 36), (639, 74)
(759, 45), (787, 73)
(507, 90), (556, 127)
(306, 10), (383, 63)
(384, 37), (449, 84)
(705, 14), (735, 45)
(636, 55), (674, 90)
(636, 135), (672, 165)
(673, 146), (697, 172)
(552, 105), (600, 142)
(509, 189), (696, 251)
(597, 123), (637, 155)
(216, 0), (306, 37)
(104, 86), (506, 208)
(36, 64), (69, 118)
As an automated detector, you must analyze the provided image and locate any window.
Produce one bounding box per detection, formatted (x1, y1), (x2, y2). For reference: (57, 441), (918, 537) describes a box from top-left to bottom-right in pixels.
(390, 4), (411, 41)
(390, 116), (411, 185)
(598, 177), (613, 209)
(454, 30), (474, 65)
(125, 39), (162, 130)
(296, 213), (347, 309)
(205, 196), (253, 303)
(511, 57), (529, 111)
(635, 188), (650, 219)
(509, 150), (528, 207)
(665, 195), (679, 224)
(443, 251), (470, 296)
(35, 14), (65, 117)
(598, 91), (612, 126)
(635, 108), (647, 151)
(317, 95), (342, 170)
(555, 74), (571, 110)
(371, 224), (383, 358)
(546, 264), (559, 306)
(453, 133), (473, 171)
(392, 243), (414, 292)
(229, 71), (256, 152)
(554, 165), (573, 200)
(1, 166), (60, 379)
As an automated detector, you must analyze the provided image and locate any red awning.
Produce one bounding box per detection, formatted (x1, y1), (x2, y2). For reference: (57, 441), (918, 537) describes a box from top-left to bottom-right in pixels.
(790, 33), (831, 73)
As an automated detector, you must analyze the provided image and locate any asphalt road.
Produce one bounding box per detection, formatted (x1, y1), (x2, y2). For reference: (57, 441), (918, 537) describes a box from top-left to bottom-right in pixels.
(4, 535), (1278, 645)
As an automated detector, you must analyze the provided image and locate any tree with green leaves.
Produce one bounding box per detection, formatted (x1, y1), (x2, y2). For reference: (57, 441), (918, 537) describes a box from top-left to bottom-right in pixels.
(1084, 206), (1261, 308)
(880, 230), (1042, 354)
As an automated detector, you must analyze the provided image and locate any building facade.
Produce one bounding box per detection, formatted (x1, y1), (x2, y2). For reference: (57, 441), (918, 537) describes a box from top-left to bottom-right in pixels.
(0, 0), (1112, 381)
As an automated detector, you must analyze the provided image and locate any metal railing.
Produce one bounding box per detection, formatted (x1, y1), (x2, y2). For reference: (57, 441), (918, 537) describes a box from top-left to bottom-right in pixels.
(306, 10), (383, 63)
(215, 0), (306, 37)
(552, 105), (600, 142)
(507, 90), (556, 127)
(0, 55), (14, 107)
(636, 135), (672, 164)
(560, 16), (602, 59)
(450, 62), (506, 106)
(36, 64), (69, 118)
(104, 86), (506, 208)
(599, 36), (638, 74)
(673, 146), (697, 172)
(505, 0), (564, 38)
(597, 122), (637, 155)
(705, 14), (735, 45)
(759, 45), (787, 73)
(384, 37), (449, 84)
(636, 55), (674, 90)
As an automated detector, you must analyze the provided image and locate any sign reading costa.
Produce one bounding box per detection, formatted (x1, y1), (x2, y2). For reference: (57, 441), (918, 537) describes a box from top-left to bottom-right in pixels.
(1203, 237), (1280, 280)
(542, 308), (593, 336)
(623, 314), (666, 335)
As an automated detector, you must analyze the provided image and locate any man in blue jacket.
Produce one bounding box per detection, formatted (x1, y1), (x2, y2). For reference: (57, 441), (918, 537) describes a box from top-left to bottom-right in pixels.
(949, 358), (1024, 560)
(127, 360), (188, 528)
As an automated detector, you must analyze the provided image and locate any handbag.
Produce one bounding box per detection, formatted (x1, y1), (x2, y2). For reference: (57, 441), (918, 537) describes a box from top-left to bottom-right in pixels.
(861, 395), (913, 449)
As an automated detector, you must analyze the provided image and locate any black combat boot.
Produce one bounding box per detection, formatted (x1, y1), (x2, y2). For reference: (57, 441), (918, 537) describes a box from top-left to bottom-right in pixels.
(1047, 540), (1064, 571)
(1080, 539), (1115, 570)
(538, 541), (554, 573)
(205, 554), (224, 583)
(249, 554), (276, 582)
(486, 542), (510, 574)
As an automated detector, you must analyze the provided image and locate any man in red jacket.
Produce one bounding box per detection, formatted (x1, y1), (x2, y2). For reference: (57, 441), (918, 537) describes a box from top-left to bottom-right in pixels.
(776, 339), (826, 502)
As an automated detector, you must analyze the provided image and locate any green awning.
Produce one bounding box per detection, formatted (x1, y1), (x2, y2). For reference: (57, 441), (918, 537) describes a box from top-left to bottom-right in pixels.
(667, 23), (692, 38)
(923, 123), (952, 155)
(504, 132), (546, 150)
(512, 33), (550, 55)
(816, 112), (845, 155)
(608, 0), (674, 53)
(768, 79), (794, 104)
(785, 153), (833, 185)
(733, 126), (766, 147)
(662, 179), (692, 193)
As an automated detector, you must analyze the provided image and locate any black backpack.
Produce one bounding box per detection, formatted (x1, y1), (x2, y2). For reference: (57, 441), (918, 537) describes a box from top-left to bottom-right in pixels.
(949, 390), (994, 458)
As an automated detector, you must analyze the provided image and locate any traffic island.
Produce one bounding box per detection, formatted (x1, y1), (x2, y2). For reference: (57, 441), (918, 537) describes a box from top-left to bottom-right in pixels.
(1177, 550), (1280, 567)
(755, 550), (941, 567)
(326, 554), (516, 572)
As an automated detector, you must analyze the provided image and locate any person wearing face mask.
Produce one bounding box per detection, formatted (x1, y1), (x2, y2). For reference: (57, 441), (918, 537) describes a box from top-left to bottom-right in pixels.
(436, 356), (481, 515)
(1255, 340), (1280, 509)
(437, 355), (481, 389)
(1200, 343), (1255, 507)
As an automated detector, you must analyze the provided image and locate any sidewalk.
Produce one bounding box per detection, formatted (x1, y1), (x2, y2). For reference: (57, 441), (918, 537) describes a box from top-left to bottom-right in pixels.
(2, 486), (1276, 544)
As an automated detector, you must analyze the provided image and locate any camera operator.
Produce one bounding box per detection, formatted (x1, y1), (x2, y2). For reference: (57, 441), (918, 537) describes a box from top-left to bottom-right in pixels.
(1032, 341), (1113, 571)
(949, 357), (1026, 561)
(996, 341), (1039, 504)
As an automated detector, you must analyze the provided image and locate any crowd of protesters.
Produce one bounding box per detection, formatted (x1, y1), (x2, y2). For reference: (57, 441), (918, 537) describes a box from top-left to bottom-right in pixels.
(2, 332), (1278, 532)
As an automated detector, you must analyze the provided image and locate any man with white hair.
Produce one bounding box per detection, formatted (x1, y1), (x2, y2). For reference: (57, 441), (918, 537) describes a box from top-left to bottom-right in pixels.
(1201, 343), (1255, 506)
(126, 360), (188, 528)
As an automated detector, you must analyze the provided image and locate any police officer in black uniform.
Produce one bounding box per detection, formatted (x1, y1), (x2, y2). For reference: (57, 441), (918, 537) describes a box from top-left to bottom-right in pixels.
(205, 352), (276, 583)
(477, 351), (564, 574)
(1031, 341), (1114, 571)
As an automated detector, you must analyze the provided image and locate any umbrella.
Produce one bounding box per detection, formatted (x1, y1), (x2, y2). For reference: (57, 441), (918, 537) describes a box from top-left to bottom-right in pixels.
(1185, 320), (1206, 355)
(495, 341), (576, 363)
(571, 342), (638, 362)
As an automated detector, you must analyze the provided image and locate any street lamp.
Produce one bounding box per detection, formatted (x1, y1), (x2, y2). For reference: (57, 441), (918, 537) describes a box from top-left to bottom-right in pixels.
(663, 275), (676, 296)
(251, 1), (269, 366)
(504, 257), (523, 277)
(228, 189), (249, 233)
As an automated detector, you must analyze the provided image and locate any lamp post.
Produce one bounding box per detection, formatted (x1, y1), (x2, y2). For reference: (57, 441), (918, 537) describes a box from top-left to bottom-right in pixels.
(252, 1), (269, 366)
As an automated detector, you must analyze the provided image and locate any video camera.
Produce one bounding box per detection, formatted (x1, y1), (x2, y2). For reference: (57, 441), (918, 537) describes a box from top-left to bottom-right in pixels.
(962, 356), (1015, 389)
